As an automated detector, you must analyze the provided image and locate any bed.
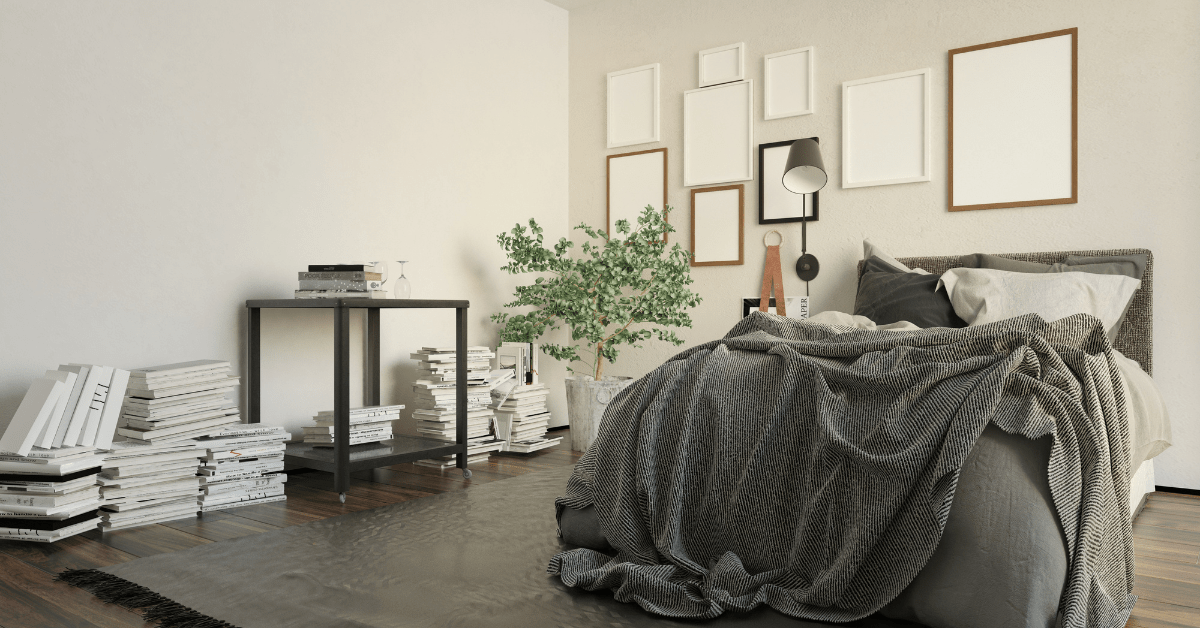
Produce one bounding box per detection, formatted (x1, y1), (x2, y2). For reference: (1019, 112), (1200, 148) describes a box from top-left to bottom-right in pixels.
(550, 248), (1170, 628)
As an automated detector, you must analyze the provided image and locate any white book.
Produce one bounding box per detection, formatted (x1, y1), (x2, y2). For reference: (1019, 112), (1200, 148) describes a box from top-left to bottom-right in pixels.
(101, 505), (197, 529)
(55, 365), (99, 448)
(92, 369), (130, 450)
(128, 360), (230, 380)
(0, 474), (98, 495)
(199, 426), (286, 441)
(199, 485), (284, 505)
(0, 455), (104, 476)
(0, 486), (99, 508)
(117, 415), (240, 442)
(200, 494), (286, 512)
(204, 444), (285, 461)
(0, 378), (65, 458)
(33, 370), (78, 450)
(101, 495), (196, 512)
(122, 399), (234, 420)
(0, 449), (96, 465)
(203, 474), (285, 496)
(123, 390), (231, 411)
(67, 365), (111, 447)
(123, 407), (239, 430)
(0, 497), (101, 518)
(0, 517), (101, 542)
(102, 449), (204, 468)
(100, 461), (200, 481)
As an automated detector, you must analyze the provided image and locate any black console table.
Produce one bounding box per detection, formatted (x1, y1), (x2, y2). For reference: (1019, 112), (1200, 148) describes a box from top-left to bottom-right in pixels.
(245, 298), (471, 502)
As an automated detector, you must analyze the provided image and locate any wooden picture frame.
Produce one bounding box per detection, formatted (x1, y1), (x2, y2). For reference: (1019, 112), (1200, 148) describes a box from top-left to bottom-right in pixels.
(842, 68), (932, 188)
(607, 63), (660, 149)
(698, 42), (745, 87)
(764, 46), (814, 120)
(690, 184), (744, 266)
(683, 80), (754, 187)
(607, 148), (668, 241)
(758, 138), (819, 224)
(949, 28), (1077, 211)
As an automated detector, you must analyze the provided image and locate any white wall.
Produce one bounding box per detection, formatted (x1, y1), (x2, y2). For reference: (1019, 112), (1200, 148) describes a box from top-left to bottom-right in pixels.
(568, 0), (1200, 488)
(0, 0), (569, 439)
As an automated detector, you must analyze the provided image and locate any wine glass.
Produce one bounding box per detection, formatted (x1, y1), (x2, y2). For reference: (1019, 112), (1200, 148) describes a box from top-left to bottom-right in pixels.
(393, 261), (411, 299)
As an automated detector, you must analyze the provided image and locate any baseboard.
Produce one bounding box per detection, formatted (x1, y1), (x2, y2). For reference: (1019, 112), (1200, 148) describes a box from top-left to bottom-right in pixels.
(1154, 485), (1200, 497)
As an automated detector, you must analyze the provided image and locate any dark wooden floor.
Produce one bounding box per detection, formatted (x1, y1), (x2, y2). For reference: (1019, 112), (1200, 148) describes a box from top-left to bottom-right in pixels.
(0, 436), (1196, 628)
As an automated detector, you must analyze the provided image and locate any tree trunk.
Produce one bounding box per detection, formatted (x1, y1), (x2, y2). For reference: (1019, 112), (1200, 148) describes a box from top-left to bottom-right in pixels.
(594, 342), (605, 380)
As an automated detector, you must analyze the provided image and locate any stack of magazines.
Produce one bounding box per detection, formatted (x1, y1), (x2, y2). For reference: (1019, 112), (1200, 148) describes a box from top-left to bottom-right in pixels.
(117, 361), (240, 444)
(412, 346), (505, 469)
(302, 405), (403, 447)
(97, 440), (204, 530)
(195, 425), (289, 511)
(0, 448), (103, 542)
(295, 264), (386, 299)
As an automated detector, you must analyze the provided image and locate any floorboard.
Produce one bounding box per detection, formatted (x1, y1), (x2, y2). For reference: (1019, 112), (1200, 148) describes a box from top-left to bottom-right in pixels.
(1, 429), (1196, 628)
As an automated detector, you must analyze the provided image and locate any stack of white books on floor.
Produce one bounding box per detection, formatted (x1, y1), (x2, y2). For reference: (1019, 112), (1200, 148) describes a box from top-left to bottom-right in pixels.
(195, 425), (289, 512)
(411, 346), (505, 469)
(302, 404), (404, 447)
(96, 439), (204, 530)
(116, 361), (240, 444)
(494, 382), (561, 453)
(0, 448), (104, 542)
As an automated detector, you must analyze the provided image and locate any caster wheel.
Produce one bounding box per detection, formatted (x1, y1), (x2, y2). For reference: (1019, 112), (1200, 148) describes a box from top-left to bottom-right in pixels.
(462, 469), (472, 479)
(338, 492), (347, 504)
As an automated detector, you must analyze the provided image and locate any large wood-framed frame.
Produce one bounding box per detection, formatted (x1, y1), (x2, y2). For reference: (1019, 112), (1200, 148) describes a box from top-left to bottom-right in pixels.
(949, 28), (1078, 212)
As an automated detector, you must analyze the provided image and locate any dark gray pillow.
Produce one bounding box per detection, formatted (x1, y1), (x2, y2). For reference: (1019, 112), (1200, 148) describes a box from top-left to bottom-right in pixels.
(959, 253), (1052, 273)
(854, 257), (966, 328)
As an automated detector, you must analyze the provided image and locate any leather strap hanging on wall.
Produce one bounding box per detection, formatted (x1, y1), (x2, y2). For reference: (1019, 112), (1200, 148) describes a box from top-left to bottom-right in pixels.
(759, 230), (786, 316)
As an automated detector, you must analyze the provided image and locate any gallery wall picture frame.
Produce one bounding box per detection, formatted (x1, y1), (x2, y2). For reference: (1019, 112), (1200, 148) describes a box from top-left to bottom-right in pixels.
(607, 147), (668, 241)
(684, 80), (754, 187)
(842, 67), (932, 189)
(758, 138), (820, 224)
(949, 28), (1077, 212)
(763, 46), (814, 120)
(698, 42), (746, 87)
(607, 63), (660, 149)
(690, 184), (744, 267)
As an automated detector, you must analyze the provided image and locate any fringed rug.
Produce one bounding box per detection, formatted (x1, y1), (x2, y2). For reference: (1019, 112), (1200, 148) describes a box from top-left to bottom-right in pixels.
(58, 466), (915, 628)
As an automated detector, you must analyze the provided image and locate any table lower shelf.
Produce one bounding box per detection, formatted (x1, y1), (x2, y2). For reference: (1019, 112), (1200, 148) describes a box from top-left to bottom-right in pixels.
(284, 436), (466, 474)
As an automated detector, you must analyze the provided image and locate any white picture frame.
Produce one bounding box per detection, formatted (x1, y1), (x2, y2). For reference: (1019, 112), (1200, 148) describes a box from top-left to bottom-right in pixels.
(949, 29), (1077, 211)
(607, 63), (660, 149)
(684, 80), (754, 187)
(607, 148), (668, 240)
(842, 68), (932, 189)
(763, 46), (814, 120)
(698, 42), (745, 87)
(690, 185), (744, 266)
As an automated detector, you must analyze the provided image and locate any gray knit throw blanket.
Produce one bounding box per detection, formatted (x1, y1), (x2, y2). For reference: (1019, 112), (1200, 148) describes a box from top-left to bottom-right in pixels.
(549, 312), (1135, 628)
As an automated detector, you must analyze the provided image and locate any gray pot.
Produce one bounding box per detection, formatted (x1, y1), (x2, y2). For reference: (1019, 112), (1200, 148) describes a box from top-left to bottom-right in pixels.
(564, 375), (634, 452)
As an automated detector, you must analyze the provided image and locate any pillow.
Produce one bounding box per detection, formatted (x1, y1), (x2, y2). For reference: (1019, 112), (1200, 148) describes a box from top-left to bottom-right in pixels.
(864, 239), (930, 274)
(956, 252), (1147, 338)
(938, 268), (1140, 338)
(854, 256), (967, 328)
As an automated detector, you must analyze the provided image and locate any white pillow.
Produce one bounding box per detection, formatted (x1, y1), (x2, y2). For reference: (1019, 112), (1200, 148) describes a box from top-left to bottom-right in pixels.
(938, 268), (1140, 337)
(863, 239), (930, 275)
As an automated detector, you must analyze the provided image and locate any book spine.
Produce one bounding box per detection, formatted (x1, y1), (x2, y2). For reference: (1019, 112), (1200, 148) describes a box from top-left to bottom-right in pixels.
(297, 279), (384, 291)
(307, 264), (371, 272)
(297, 271), (378, 281)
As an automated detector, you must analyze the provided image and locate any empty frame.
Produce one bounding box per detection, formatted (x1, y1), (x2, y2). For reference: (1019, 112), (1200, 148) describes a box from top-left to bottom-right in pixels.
(607, 63), (660, 149)
(950, 28), (1077, 211)
(842, 68), (932, 188)
(698, 42), (745, 87)
(759, 139), (819, 224)
(764, 46), (814, 120)
(684, 80), (754, 187)
(608, 148), (668, 240)
(691, 185), (744, 266)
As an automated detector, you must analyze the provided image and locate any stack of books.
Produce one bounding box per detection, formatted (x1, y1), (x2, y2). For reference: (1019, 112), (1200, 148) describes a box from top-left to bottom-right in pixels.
(117, 361), (240, 444)
(296, 264), (387, 299)
(0, 365), (131, 461)
(411, 346), (505, 469)
(96, 440), (204, 529)
(494, 382), (561, 453)
(0, 448), (104, 542)
(195, 425), (289, 511)
(302, 404), (403, 448)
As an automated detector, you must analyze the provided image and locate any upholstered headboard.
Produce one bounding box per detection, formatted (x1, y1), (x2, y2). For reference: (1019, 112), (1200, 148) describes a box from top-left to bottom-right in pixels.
(857, 249), (1153, 374)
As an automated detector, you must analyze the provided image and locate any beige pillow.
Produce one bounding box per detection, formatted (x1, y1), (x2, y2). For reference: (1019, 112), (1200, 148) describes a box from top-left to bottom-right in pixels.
(938, 268), (1140, 338)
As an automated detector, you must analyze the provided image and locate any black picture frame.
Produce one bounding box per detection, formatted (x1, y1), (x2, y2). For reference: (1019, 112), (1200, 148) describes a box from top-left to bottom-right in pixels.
(758, 138), (820, 225)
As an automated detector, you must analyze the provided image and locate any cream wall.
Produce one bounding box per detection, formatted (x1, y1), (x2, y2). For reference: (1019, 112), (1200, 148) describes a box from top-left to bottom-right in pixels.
(0, 0), (569, 439)
(568, 0), (1200, 488)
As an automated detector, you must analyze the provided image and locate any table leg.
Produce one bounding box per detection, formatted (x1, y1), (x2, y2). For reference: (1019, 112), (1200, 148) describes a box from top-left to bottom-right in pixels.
(248, 307), (261, 424)
(334, 302), (351, 498)
(365, 308), (381, 407)
(456, 306), (469, 477)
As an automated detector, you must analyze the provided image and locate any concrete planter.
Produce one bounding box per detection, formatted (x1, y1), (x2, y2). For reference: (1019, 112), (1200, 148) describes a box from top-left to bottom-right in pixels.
(564, 375), (634, 452)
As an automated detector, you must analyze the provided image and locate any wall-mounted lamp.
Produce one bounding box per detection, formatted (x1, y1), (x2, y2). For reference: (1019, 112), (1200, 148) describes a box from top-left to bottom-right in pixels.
(781, 138), (827, 282)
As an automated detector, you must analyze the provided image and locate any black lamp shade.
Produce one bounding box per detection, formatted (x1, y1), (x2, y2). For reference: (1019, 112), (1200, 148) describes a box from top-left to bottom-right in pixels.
(782, 138), (827, 194)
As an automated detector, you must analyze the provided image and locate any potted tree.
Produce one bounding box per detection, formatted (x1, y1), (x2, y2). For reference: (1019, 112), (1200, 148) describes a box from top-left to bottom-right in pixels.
(492, 206), (702, 451)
